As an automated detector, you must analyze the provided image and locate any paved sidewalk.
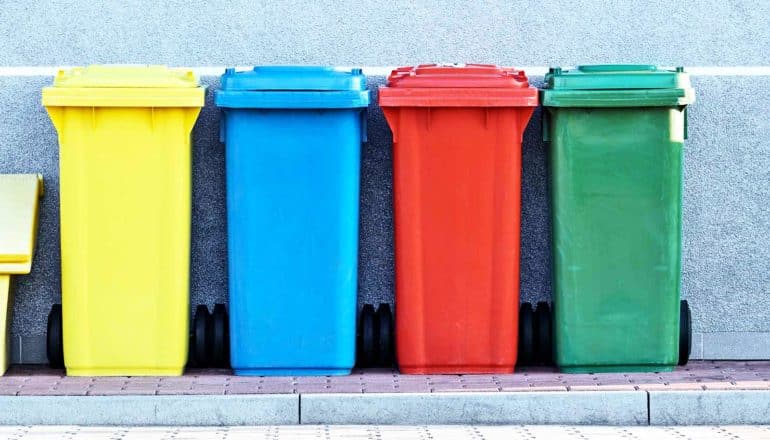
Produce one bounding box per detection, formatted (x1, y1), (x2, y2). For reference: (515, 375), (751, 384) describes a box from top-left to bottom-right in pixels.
(0, 361), (766, 426)
(1, 425), (769, 440)
(1, 361), (767, 396)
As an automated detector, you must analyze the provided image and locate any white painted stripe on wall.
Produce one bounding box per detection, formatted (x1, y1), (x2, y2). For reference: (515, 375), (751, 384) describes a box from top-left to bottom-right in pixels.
(687, 66), (770, 76)
(1, 66), (770, 77)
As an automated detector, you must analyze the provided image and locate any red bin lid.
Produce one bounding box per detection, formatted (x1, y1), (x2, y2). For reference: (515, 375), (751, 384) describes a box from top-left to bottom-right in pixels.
(379, 64), (538, 107)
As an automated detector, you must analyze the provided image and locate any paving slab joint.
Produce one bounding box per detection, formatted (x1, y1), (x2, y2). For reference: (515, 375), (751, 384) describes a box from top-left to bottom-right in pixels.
(646, 390), (651, 425)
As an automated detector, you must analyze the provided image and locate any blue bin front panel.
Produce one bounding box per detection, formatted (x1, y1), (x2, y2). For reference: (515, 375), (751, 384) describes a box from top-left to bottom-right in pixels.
(225, 108), (362, 375)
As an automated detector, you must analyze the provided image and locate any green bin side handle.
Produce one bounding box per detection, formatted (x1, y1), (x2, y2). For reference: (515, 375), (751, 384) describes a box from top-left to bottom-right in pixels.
(676, 67), (689, 141)
(683, 106), (688, 140)
(541, 108), (551, 143)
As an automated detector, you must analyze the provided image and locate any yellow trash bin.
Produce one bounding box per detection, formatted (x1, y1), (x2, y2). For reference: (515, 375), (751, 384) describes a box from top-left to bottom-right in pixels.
(42, 66), (204, 376)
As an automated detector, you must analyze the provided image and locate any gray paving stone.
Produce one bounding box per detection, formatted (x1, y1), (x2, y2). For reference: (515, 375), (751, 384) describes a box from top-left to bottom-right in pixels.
(300, 391), (648, 425)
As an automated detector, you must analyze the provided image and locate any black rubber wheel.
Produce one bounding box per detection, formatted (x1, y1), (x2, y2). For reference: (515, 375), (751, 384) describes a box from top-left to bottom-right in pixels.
(192, 305), (211, 367)
(375, 303), (394, 367)
(679, 300), (692, 366)
(534, 301), (553, 366)
(517, 303), (534, 366)
(46, 304), (64, 368)
(357, 304), (376, 367)
(211, 303), (229, 368)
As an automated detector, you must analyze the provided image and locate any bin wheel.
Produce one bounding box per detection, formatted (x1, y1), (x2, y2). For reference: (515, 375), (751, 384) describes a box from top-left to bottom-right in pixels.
(211, 303), (229, 368)
(357, 304), (376, 368)
(679, 300), (692, 366)
(46, 304), (64, 369)
(518, 302), (534, 366)
(375, 303), (394, 367)
(192, 305), (211, 367)
(534, 301), (553, 366)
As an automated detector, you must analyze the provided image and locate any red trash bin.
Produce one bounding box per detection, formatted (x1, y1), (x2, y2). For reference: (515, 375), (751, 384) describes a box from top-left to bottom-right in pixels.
(379, 64), (538, 374)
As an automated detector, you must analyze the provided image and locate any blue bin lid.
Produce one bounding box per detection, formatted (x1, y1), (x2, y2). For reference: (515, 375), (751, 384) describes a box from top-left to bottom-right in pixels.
(216, 66), (370, 109)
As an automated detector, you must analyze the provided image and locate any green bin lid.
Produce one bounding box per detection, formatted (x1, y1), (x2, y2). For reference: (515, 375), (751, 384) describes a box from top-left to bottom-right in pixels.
(542, 65), (695, 107)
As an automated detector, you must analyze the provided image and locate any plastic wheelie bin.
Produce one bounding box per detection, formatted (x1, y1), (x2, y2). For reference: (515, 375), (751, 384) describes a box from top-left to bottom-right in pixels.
(42, 65), (204, 376)
(215, 66), (369, 376)
(379, 64), (538, 374)
(540, 65), (695, 373)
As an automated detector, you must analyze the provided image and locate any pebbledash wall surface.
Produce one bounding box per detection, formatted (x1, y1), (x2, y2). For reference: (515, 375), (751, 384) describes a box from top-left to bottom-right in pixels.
(0, 0), (769, 363)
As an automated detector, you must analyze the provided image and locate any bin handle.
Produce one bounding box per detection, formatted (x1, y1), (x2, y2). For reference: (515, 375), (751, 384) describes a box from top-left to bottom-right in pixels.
(683, 107), (688, 140)
(360, 109), (368, 143)
(219, 112), (226, 144)
(541, 108), (551, 143)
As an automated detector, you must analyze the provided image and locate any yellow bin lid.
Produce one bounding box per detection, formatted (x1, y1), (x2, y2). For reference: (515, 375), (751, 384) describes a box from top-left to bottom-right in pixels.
(42, 65), (205, 107)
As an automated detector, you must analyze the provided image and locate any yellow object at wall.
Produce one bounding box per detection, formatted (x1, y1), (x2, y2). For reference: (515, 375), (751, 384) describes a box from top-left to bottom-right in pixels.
(0, 174), (44, 375)
(42, 66), (204, 376)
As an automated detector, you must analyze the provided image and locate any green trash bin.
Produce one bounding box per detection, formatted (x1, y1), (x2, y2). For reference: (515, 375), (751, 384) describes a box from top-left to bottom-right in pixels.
(541, 65), (695, 373)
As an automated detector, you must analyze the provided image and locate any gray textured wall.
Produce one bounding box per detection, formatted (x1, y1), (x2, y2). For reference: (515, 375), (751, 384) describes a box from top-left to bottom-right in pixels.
(0, 0), (768, 360)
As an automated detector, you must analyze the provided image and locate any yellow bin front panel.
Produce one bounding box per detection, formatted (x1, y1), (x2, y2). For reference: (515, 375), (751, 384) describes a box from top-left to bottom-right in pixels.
(52, 106), (198, 376)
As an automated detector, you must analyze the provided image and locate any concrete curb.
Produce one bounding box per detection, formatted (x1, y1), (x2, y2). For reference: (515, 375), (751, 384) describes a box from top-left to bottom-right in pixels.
(0, 390), (767, 426)
(649, 390), (770, 425)
(300, 391), (648, 425)
(0, 395), (299, 426)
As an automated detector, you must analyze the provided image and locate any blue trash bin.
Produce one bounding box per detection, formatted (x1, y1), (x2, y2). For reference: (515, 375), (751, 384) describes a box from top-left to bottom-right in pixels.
(215, 66), (369, 376)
